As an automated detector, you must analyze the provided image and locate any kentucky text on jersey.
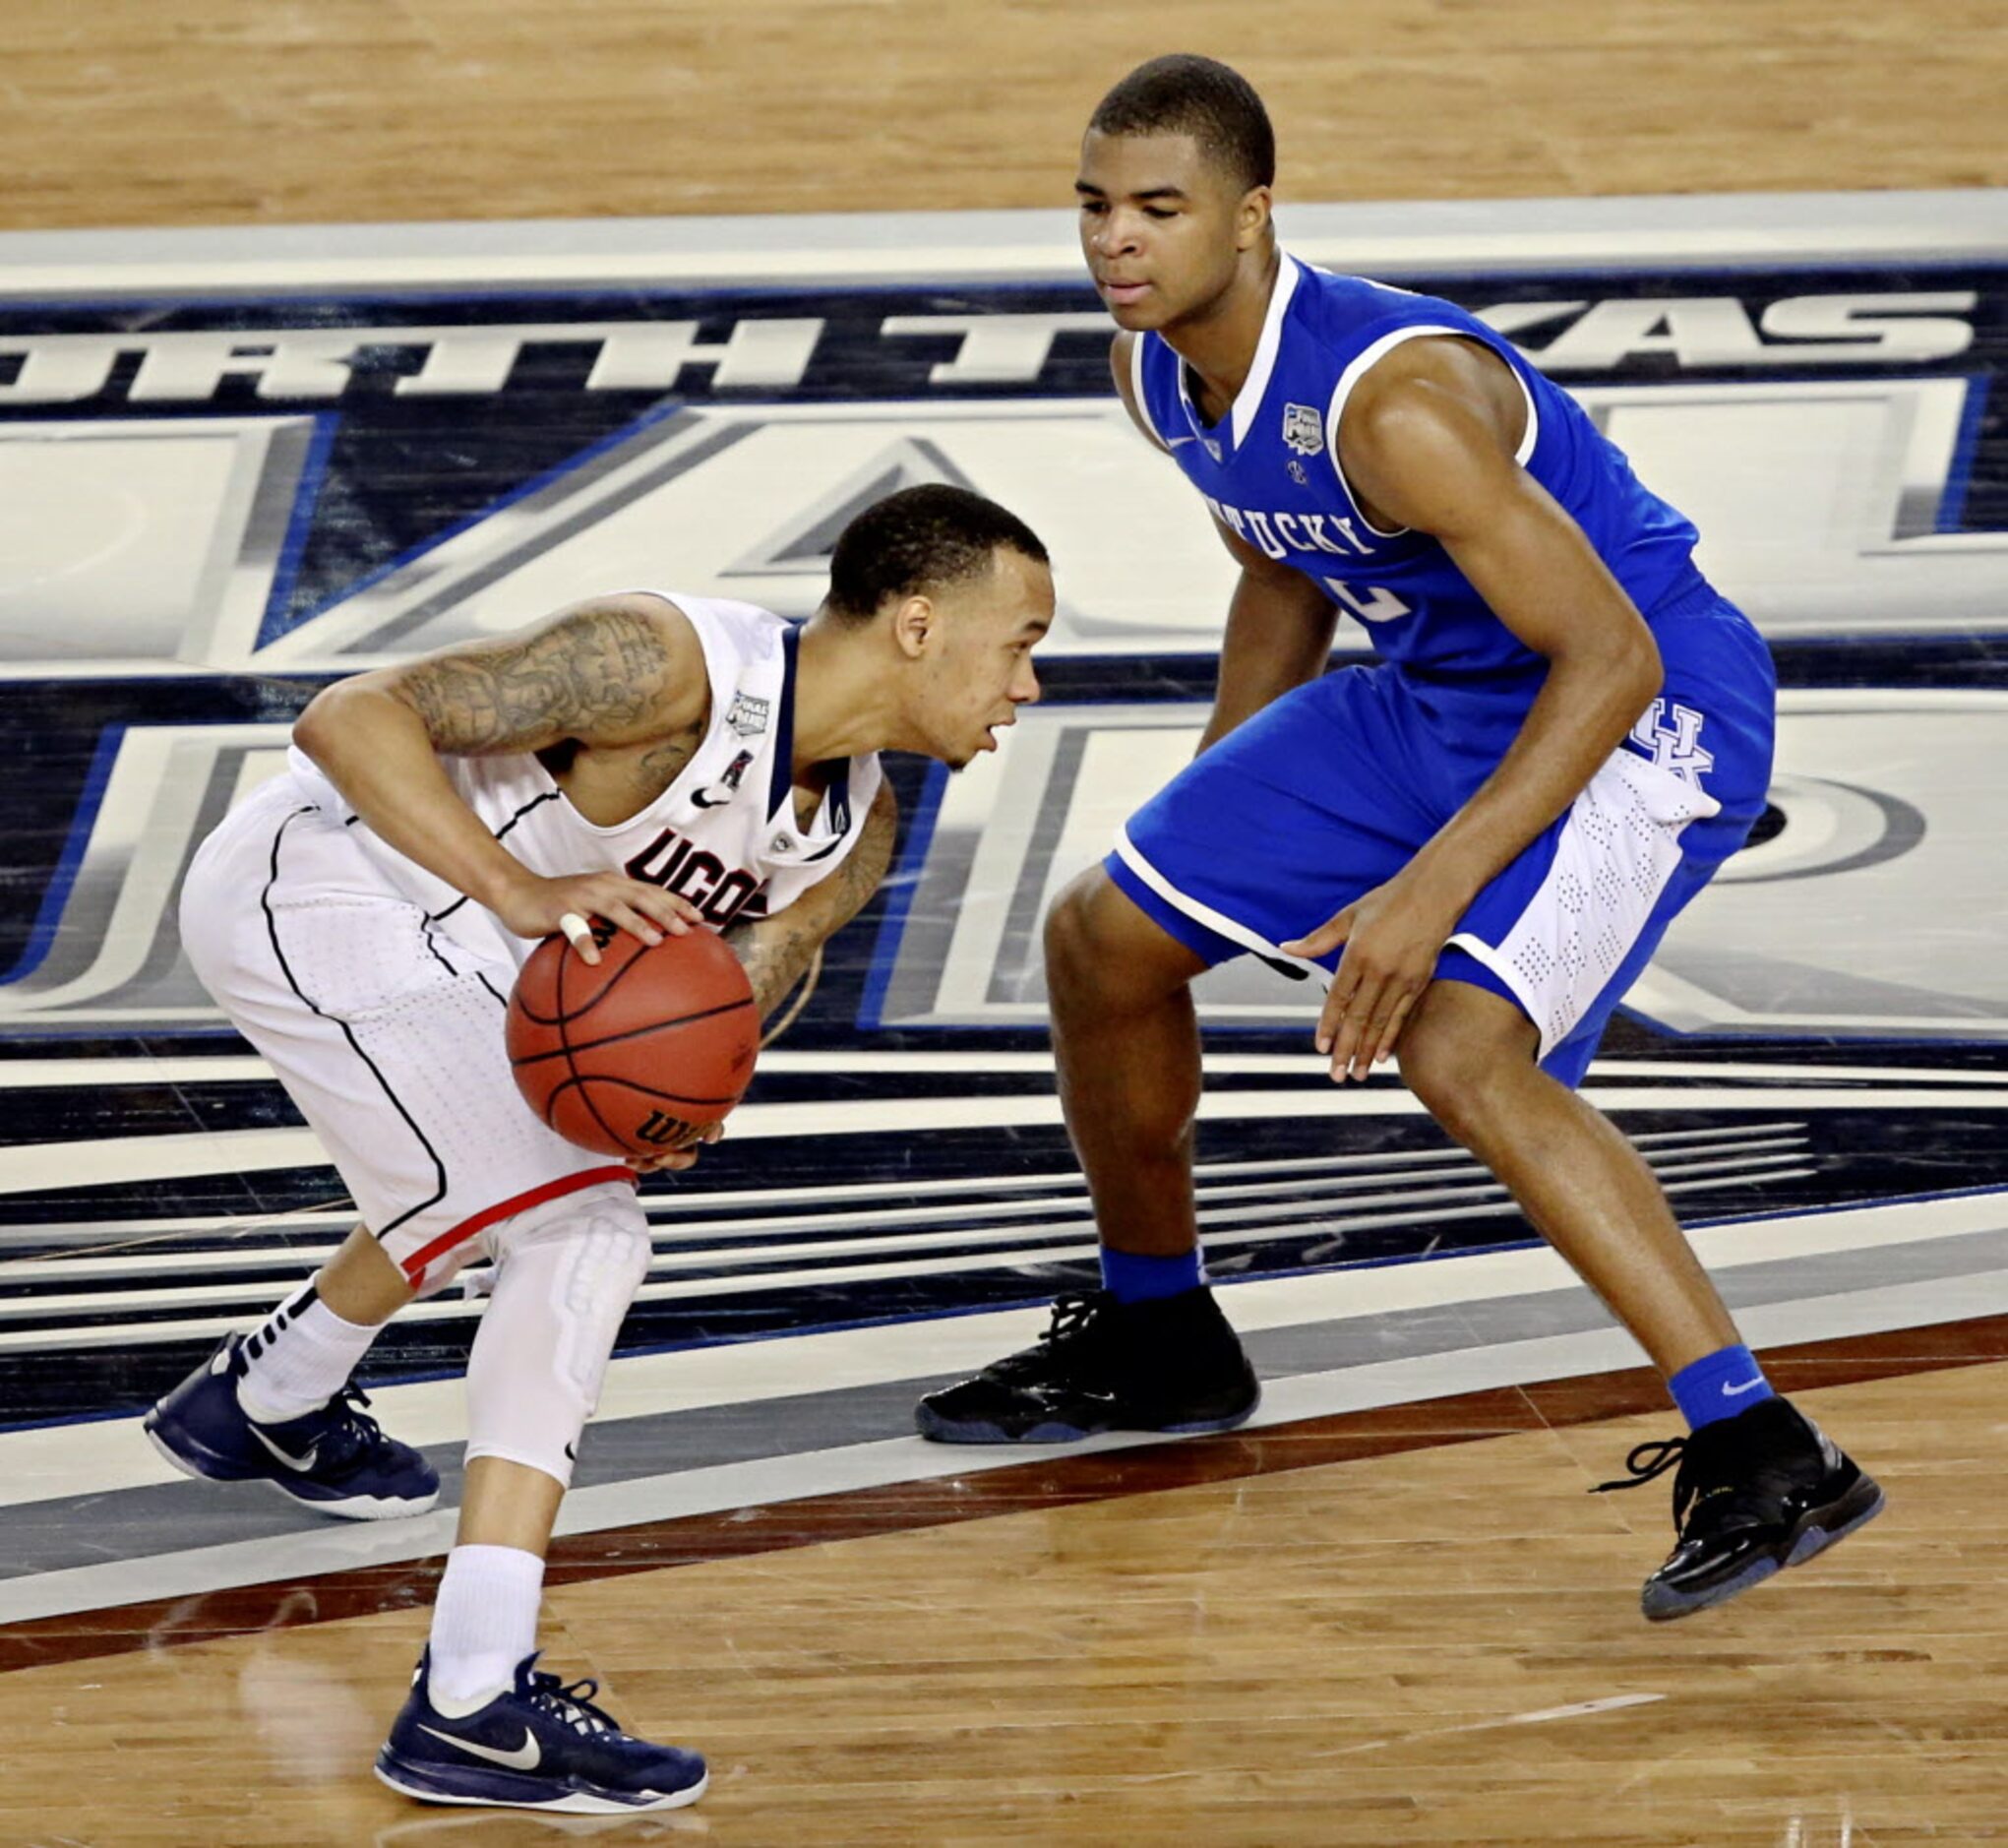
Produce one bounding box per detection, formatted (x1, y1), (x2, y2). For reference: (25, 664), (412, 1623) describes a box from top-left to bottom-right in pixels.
(1131, 254), (1719, 678)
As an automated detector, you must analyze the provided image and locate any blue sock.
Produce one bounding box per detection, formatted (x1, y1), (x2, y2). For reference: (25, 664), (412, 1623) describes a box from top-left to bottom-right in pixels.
(1669, 1344), (1775, 1431)
(1099, 1245), (1203, 1305)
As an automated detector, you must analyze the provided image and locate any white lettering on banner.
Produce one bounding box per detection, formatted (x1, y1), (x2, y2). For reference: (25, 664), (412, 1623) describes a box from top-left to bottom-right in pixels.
(1515, 293), (1977, 372)
(125, 332), (365, 401)
(0, 295), (1978, 405)
(879, 313), (1108, 384)
(0, 321), (827, 405)
(1755, 294), (1978, 364)
(0, 337), (123, 403)
(581, 319), (825, 391)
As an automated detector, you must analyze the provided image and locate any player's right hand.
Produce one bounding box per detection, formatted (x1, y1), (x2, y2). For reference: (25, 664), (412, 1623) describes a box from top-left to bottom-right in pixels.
(628, 1121), (724, 1174)
(490, 870), (704, 964)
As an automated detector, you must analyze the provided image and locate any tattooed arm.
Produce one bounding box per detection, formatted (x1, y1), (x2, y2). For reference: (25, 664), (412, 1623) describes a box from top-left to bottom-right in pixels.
(725, 779), (900, 1018)
(291, 593), (710, 947)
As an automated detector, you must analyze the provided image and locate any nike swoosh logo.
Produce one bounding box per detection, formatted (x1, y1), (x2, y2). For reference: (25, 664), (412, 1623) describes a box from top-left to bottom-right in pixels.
(1165, 436), (1197, 449)
(1722, 1378), (1768, 1397)
(691, 789), (730, 808)
(250, 1426), (319, 1471)
(419, 1724), (541, 1770)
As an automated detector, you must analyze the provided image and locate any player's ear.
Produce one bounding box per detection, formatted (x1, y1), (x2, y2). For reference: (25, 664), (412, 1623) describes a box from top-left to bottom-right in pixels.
(1235, 185), (1273, 251)
(889, 593), (937, 660)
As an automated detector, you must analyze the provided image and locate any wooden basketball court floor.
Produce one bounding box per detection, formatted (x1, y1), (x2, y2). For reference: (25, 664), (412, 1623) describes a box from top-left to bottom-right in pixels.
(3, 4), (2007, 1842)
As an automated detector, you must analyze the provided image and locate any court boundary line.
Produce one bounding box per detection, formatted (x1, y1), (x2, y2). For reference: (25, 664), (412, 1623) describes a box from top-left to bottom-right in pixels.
(1, 1310), (1997, 1675)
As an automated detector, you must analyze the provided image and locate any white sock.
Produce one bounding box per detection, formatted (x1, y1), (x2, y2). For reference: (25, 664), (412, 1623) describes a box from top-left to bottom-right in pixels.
(428, 1544), (546, 1710)
(235, 1282), (381, 1424)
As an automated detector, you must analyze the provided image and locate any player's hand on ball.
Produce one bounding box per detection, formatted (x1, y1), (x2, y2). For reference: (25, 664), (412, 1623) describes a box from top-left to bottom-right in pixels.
(1282, 870), (1464, 1083)
(628, 1120), (724, 1174)
(492, 870), (703, 965)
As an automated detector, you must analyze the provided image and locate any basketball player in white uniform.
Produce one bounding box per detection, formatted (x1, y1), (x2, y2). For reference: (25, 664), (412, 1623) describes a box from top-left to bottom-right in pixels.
(147, 485), (1054, 1815)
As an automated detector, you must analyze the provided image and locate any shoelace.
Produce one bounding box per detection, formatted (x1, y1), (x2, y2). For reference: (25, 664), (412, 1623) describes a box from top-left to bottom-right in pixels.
(312, 1383), (392, 1469)
(1037, 1291), (1105, 1346)
(1592, 1433), (1734, 1533)
(526, 1669), (620, 1738)
(1590, 1436), (1686, 1497)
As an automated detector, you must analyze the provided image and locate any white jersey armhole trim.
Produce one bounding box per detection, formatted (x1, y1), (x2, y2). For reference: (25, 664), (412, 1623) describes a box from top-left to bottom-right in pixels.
(1126, 333), (1168, 451)
(642, 587), (742, 760)
(1323, 323), (1542, 539)
(534, 589), (745, 839)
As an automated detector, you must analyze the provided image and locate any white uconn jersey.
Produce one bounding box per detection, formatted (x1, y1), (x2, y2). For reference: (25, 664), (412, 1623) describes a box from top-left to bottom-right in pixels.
(286, 593), (882, 961)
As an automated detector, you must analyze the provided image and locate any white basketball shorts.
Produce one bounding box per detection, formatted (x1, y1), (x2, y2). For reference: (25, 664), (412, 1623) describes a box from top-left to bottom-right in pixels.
(179, 774), (635, 1291)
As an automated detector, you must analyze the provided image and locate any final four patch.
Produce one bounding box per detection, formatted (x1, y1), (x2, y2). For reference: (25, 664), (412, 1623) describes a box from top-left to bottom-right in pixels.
(726, 692), (771, 738)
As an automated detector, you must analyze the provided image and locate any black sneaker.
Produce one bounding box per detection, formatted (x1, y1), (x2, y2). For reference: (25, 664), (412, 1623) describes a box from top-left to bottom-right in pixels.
(914, 1287), (1260, 1444)
(1594, 1395), (1884, 1622)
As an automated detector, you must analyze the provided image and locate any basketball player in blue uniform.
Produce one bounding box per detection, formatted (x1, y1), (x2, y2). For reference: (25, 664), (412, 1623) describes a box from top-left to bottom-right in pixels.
(918, 56), (1882, 1621)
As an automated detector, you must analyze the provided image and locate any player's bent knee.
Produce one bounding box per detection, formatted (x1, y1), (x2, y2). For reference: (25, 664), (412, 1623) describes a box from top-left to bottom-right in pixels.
(1042, 868), (1108, 970)
(462, 1181), (650, 1490)
(1399, 985), (1536, 1141)
(1044, 867), (1203, 1008)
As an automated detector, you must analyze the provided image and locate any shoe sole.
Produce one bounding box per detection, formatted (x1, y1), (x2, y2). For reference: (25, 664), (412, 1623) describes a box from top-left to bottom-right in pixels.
(914, 1394), (1260, 1445)
(1642, 1475), (1887, 1623)
(146, 1414), (439, 1522)
(374, 1755), (707, 1814)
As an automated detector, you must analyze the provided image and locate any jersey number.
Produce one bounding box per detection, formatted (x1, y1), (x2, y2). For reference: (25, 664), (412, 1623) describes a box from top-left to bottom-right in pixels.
(1323, 579), (1414, 625)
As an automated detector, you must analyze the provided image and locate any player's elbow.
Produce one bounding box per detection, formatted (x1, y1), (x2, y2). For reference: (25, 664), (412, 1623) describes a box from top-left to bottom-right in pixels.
(1554, 611), (1661, 721)
(291, 681), (350, 764)
(1612, 622), (1664, 716)
(291, 675), (400, 768)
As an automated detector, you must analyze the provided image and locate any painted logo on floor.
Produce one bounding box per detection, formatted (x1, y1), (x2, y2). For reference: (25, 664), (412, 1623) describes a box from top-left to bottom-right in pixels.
(0, 244), (2003, 1413)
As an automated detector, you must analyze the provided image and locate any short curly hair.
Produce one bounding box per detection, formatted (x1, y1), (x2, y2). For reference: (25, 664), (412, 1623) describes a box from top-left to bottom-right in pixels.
(823, 485), (1050, 622)
(1088, 54), (1276, 193)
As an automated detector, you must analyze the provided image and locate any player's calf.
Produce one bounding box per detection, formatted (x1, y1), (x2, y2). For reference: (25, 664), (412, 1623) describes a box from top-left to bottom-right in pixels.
(145, 1333), (439, 1520)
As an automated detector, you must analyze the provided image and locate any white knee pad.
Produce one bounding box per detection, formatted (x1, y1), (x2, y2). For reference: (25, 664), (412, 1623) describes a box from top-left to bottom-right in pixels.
(462, 1180), (651, 1490)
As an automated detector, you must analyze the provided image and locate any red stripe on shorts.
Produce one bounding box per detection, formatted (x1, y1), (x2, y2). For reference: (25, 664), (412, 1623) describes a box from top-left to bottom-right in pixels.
(397, 1165), (638, 1283)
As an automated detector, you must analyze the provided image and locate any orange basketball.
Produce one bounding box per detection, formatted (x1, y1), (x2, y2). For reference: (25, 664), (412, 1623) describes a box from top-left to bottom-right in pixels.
(506, 923), (760, 1158)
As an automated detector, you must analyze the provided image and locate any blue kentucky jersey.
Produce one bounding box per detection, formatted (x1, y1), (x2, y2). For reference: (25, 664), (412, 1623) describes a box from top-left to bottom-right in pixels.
(1131, 254), (1713, 679)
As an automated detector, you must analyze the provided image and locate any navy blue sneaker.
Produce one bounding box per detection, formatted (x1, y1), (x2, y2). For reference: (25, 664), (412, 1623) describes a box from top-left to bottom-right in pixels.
(144, 1333), (439, 1520)
(375, 1648), (708, 1814)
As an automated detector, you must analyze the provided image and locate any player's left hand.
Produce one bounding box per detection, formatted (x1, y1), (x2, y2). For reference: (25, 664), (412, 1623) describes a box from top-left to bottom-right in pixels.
(1281, 872), (1465, 1082)
(628, 1120), (724, 1174)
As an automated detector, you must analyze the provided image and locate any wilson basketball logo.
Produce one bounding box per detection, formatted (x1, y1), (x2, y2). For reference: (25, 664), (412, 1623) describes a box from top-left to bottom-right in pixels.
(635, 1109), (700, 1147)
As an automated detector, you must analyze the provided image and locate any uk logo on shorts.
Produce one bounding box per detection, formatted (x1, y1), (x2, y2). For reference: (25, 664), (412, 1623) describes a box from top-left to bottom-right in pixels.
(1282, 402), (1324, 456)
(1629, 698), (1716, 789)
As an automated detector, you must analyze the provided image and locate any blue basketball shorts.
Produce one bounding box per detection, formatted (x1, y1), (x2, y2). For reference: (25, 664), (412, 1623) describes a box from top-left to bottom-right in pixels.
(1105, 594), (1777, 1087)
